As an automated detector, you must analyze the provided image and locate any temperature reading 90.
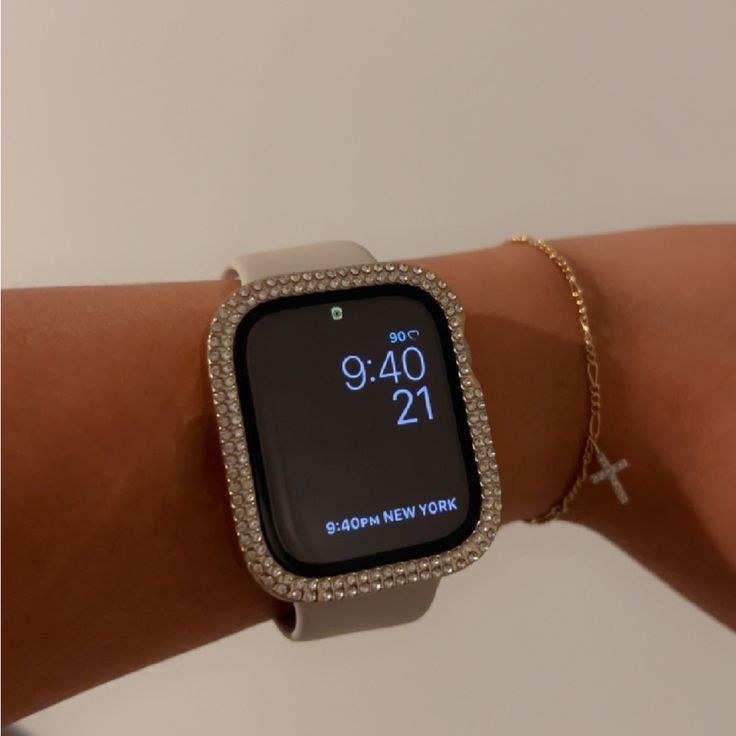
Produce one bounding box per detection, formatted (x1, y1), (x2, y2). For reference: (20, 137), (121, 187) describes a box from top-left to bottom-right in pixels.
(389, 329), (419, 343)
(340, 347), (434, 426)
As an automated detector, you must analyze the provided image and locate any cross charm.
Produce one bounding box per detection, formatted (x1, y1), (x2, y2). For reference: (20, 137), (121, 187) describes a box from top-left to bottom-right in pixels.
(590, 450), (630, 504)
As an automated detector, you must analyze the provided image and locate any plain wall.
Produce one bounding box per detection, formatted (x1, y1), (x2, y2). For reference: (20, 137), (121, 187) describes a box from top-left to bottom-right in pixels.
(3, 1), (735, 734)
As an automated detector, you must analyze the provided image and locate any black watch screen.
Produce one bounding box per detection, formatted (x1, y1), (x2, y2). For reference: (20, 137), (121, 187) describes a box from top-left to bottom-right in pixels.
(234, 284), (480, 577)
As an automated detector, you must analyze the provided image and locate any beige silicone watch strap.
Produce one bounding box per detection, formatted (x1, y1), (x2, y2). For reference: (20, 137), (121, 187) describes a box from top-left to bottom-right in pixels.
(225, 240), (439, 640)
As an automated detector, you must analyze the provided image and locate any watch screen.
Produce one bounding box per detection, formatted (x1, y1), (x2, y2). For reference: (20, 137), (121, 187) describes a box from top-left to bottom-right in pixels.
(235, 284), (479, 576)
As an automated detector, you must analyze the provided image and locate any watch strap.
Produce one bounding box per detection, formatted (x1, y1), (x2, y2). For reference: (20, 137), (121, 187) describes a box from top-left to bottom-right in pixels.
(277, 577), (438, 640)
(223, 241), (375, 282)
(225, 240), (439, 640)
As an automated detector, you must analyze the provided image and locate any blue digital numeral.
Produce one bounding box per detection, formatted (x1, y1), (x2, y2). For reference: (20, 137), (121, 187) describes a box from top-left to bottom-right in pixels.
(393, 389), (418, 425)
(392, 386), (433, 425)
(417, 385), (434, 420)
(341, 355), (367, 390)
(379, 351), (401, 383)
(401, 346), (426, 381)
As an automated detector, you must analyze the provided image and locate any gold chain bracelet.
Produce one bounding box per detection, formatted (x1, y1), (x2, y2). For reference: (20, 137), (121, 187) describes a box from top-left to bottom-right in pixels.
(511, 235), (630, 524)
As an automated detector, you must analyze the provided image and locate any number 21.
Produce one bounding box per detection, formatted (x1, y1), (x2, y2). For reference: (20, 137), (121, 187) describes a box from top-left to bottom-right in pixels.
(393, 386), (434, 425)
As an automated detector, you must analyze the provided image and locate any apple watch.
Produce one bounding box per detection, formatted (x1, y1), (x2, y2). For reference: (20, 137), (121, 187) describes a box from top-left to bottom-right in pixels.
(207, 241), (502, 640)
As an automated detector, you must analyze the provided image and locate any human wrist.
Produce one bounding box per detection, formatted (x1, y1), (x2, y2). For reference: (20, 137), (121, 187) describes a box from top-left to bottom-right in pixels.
(414, 243), (590, 524)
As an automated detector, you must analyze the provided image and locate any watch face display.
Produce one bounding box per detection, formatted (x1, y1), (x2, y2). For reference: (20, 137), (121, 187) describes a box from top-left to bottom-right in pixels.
(234, 284), (480, 576)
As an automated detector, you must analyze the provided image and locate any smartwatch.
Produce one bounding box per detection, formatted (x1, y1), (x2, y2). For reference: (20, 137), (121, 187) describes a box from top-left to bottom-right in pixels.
(207, 241), (502, 640)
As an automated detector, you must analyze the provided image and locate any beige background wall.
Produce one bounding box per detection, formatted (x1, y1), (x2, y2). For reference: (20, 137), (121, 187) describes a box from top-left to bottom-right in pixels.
(4, 1), (735, 734)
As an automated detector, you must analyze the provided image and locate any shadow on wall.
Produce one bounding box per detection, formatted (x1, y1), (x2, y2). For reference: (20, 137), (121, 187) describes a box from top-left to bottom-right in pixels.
(2, 726), (36, 736)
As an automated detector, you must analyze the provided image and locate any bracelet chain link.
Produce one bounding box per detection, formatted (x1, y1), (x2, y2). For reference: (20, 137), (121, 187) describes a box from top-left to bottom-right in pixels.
(511, 235), (619, 523)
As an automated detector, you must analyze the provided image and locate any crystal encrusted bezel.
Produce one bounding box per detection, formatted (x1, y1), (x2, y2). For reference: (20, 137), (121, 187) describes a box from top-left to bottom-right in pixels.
(206, 263), (502, 603)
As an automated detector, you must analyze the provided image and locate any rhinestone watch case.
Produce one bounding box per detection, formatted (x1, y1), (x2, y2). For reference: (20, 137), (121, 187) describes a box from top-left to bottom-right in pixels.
(206, 262), (502, 603)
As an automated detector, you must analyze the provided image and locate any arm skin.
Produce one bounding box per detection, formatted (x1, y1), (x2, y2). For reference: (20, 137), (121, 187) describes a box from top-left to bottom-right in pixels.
(2, 225), (735, 722)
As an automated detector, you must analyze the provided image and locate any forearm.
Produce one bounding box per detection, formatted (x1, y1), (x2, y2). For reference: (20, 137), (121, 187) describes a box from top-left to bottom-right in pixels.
(1, 279), (283, 722)
(3, 225), (735, 722)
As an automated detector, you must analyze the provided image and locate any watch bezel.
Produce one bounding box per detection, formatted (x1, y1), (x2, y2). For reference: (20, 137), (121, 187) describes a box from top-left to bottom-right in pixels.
(206, 262), (502, 603)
